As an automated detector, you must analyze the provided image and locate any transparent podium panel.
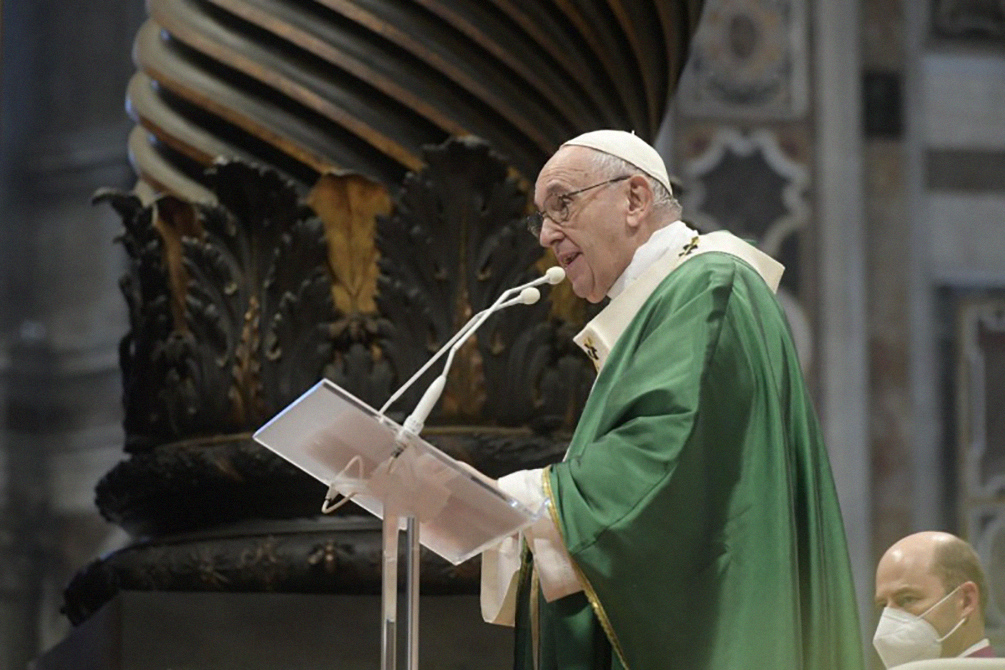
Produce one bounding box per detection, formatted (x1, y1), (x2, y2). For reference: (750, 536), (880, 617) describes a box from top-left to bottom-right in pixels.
(253, 379), (539, 565)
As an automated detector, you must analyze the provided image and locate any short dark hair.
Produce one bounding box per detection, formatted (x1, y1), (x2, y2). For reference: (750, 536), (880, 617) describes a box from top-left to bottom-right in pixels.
(932, 537), (988, 620)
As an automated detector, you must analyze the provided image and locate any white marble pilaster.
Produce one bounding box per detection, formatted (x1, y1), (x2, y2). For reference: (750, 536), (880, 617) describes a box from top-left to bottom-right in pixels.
(813, 0), (873, 641)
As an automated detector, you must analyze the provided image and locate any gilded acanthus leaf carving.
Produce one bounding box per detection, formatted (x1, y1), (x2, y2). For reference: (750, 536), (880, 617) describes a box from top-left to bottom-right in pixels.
(375, 137), (589, 426)
(307, 172), (389, 316)
(102, 160), (340, 446)
(152, 196), (202, 331)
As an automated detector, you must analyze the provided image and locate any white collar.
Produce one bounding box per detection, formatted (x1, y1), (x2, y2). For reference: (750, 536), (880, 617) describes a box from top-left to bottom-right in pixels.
(574, 230), (784, 372)
(607, 220), (696, 300)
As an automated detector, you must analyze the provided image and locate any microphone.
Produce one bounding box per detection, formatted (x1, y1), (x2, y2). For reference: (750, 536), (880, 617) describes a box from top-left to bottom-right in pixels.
(542, 266), (566, 285)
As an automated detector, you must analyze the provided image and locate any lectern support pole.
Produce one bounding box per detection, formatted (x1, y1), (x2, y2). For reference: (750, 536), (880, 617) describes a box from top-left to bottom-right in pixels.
(382, 513), (420, 670)
(382, 512), (399, 670)
(405, 517), (420, 670)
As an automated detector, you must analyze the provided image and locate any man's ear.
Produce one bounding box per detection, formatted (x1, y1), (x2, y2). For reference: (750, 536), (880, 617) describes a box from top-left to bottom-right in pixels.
(625, 175), (653, 230)
(959, 581), (979, 619)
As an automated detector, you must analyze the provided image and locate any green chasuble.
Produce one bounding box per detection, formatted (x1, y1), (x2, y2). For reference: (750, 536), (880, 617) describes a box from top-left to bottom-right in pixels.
(514, 247), (864, 670)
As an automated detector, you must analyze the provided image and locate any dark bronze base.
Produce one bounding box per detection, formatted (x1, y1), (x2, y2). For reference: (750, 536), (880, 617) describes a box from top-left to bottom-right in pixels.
(39, 590), (512, 670)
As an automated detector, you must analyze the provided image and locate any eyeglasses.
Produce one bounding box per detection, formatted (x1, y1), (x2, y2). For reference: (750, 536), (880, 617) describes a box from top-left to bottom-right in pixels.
(525, 175), (631, 237)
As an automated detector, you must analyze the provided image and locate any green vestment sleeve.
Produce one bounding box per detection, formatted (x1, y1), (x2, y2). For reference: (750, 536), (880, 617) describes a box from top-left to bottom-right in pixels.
(520, 252), (864, 670)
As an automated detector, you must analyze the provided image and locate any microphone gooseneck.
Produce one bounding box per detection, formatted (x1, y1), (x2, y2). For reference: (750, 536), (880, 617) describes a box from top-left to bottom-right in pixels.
(378, 268), (565, 432)
(323, 268), (564, 511)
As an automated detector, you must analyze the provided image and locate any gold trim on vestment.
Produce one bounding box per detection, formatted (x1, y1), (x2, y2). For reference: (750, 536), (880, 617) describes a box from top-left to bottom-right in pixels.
(573, 231), (783, 374)
(530, 565), (540, 670)
(541, 466), (631, 670)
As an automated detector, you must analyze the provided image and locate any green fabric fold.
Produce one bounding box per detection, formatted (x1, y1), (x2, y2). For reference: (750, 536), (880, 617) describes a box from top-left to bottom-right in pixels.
(515, 252), (864, 670)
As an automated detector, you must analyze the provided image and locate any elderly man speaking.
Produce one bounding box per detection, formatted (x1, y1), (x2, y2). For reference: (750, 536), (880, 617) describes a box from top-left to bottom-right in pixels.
(480, 130), (865, 670)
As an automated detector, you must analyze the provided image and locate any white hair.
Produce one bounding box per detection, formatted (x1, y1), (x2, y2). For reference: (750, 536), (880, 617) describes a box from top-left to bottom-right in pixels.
(587, 151), (682, 220)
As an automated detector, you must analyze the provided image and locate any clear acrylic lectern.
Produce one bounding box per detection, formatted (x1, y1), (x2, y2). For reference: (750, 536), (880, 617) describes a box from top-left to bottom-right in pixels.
(253, 379), (538, 670)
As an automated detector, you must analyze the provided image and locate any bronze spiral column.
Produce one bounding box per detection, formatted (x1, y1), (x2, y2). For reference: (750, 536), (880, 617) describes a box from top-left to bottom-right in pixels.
(128, 0), (703, 198)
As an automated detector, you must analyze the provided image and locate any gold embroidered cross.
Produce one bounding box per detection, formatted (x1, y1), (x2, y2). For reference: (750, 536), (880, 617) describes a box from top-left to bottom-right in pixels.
(678, 236), (699, 257)
(583, 337), (599, 361)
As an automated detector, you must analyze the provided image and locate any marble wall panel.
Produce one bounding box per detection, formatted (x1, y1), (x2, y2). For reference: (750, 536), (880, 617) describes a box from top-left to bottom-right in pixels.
(927, 193), (1005, 278)
(676, 0), (808, 119)
(957, 301), (1005, 651)
(865, 140), (914, 559)
(922, 53), (1005, 149)
(932, 0), (1005, 40)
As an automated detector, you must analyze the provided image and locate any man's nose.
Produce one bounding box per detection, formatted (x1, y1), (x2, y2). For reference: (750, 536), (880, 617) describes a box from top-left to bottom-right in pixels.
(538, 218), (562, 247)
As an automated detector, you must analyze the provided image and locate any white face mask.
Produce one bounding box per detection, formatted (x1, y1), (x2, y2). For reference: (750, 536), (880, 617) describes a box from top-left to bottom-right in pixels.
(873, 585), (967, 668)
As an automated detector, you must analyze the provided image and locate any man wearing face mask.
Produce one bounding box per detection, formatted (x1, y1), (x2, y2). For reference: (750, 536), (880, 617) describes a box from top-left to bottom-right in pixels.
(874, 531), (996, 667)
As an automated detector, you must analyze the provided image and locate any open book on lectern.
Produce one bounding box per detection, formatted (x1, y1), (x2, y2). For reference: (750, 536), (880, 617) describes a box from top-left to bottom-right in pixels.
(253, 378), (540, 565)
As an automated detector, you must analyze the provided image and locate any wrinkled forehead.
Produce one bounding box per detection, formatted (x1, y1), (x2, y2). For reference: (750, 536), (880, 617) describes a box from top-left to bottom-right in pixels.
(533, 146), (598, 204)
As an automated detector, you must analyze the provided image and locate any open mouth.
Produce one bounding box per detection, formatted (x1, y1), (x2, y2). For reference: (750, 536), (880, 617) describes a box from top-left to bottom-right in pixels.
(559, 251), (580, 268)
